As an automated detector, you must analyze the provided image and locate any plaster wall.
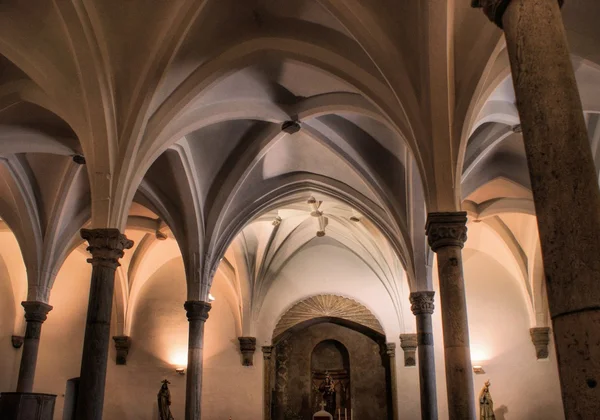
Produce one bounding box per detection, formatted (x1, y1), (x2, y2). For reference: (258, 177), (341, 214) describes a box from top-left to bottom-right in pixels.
(0, 254), (18, 392)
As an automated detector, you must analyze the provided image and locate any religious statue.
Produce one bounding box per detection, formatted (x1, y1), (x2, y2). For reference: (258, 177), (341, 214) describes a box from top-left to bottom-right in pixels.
(318, 372), (336, 414)
(479, 380), (495, 420)
(158, 379), (175, 420)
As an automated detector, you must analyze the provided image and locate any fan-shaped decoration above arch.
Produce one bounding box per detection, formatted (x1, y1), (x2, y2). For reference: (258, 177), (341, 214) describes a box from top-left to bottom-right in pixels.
(273, 295), (384, 339)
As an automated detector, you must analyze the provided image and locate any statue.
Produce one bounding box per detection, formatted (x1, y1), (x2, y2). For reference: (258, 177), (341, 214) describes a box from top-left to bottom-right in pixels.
(158, 379), (175, 420)
(479, 380), (495, 420)
(318, 372), (336, 415)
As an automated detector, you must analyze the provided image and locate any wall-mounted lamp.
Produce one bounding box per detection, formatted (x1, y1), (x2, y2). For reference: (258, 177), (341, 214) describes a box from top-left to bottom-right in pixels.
(208, 293), (216, 302)
(175, 368), (185, 375)
(473, 365), (485, 374)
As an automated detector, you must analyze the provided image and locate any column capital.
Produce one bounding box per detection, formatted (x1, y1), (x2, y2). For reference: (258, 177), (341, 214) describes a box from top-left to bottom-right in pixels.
(238, 337), (257, 366)
(385, 342), (396, 357)
(400, 334), (418, 367)
(471, 0), (564, 29)
(425, 212), (468, 251)
(112, 336), (131, 365)
(530, 327), (551, 360)
(262, 345), (274, 360)
(409, 291), (435, 315)
(81, 228), (134, 269)
(21, 301), (53, 323)
(184, 300), (211, 322)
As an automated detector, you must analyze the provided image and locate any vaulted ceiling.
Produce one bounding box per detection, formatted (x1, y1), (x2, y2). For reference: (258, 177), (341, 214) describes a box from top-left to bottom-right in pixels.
(0, 0), (599, 309)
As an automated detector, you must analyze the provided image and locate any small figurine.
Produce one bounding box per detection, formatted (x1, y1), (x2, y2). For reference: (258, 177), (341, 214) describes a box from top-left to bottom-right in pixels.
(158, 379), (175, 420)
(479, 380), (495, 420)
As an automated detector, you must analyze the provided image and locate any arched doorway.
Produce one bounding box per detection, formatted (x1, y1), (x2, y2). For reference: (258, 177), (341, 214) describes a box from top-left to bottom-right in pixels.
(268, 295), (393, 420)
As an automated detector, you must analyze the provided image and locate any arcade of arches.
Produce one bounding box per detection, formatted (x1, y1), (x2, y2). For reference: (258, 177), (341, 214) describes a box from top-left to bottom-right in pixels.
(0, 1), (598, 419)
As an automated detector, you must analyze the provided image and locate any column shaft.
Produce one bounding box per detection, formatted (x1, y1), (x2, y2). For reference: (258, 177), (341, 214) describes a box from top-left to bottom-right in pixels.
(185, 301), (211, 420)
(503, 1), (600, 416)
(386, 343), (399, 420)
(426, 213), (475, 420)
(262, 346), (274, 420)
(16, 301), (52, 392)
(76, 229), (133, 420)
(410, 292), (438, 420)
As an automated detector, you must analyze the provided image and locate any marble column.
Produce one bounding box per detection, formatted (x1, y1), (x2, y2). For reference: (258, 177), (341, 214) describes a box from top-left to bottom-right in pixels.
(386, 343), (399, 420)
(16, 301), (53, 393)
(410, 291), (438, 420)
(426, 212), (474, 420)
(473, 0), (600, 416)
(184, 300), (211, 420)
(75, 229), (133, 420)
(262, 346), (274, 420)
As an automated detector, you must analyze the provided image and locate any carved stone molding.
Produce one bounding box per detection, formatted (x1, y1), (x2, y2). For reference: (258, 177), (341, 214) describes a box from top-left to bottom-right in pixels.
(112, 336), (131, 365)
(409, 291), (435, 315)
(22, 301), (53, 339)
(386, 342), (396, 358)
(11, 335), (24, 349)
(400, 334), (418, 367)
(530, 327), (551, 359)
(425, 212), (468, 251)
(273, 294), (384, 338)
(80, 228), (134, 269)
(262, 345), (274, 360)
(472, 0), (564, 29)
(184, 300), (211, 322)
(238, 337), (257, 366)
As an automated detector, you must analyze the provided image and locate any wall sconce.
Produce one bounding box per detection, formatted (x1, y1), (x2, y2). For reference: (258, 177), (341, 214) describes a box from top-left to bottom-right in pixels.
(208, 293), (216, 302)
(175, 368), (185, 375)
(473, 365), (485, 374)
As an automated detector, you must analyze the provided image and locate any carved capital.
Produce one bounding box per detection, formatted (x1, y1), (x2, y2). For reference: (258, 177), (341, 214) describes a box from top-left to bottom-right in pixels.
(425, 212), (468, 251)
(400, 334), (418, 367)
(262, 345), (274, 360)
(112, 336), (131, 365)
(22, 301), (53, 324)
(184, 300), (211, 322)
(81, 228), (134, 269)
(530, 327), (551, 359)
(471, 0), (564, 29)
(385, 342), (396, 358)
(409, 291), (435, 315)
(238, 337), (257, 366)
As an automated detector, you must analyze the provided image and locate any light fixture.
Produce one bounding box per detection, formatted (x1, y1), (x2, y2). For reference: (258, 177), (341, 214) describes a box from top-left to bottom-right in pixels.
(208, 293), (216, 302)
(175, 368), (185, 375)
(473, 365), (485, 374)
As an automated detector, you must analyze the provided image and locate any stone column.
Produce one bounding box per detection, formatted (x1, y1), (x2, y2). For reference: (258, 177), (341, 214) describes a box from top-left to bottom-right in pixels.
(426, 212), (475, 420)
(16, 301), (53, 393)
(386, 343), (399, 420)
(75, 229), (133, 420)
(262, 346), (274, 420)
(410, 291), (438, 420)
(184, 300), (211, 420)
(473, 0), (600, 416)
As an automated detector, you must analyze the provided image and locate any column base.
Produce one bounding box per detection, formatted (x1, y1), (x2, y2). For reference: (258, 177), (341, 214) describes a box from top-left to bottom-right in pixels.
(0, 392), (56, 420)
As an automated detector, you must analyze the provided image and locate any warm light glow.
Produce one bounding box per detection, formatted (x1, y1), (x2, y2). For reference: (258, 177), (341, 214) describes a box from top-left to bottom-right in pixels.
(208, 293), (216, 302)
(170, 349), (188, 368)
(470, 344), (491, 362)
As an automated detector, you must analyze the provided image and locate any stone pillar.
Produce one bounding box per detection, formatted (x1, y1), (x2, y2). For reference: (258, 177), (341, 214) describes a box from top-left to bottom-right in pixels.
(112, 336), (131, 365)
(530, 327), (551, 360)
(238, 337), (257, 366)
(184, 300), (211, 420)
(426, 212), (475, 420)
(386, 343), (399, 420)
(262, 346), (274, 420)
(399, 334), (417, 367)
(473, 0), (600, 416)
(410, 291), (438, 420)
(75, 229), (133, 420)
(16, 301), (53, 393)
